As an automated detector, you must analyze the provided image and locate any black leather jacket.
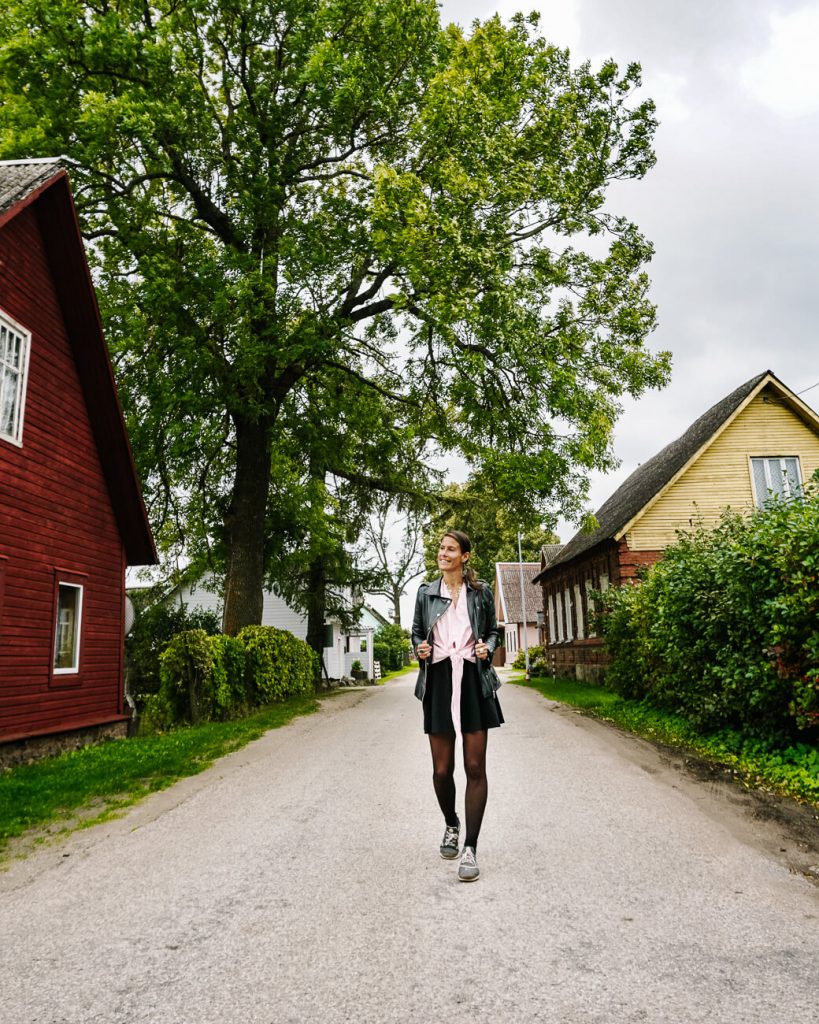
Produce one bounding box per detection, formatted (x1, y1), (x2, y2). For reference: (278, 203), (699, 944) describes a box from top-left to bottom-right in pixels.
(411, 577), (502, 701)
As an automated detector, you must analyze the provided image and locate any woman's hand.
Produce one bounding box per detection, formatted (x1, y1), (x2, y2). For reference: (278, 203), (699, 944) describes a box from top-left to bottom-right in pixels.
(416, 641), (432, 661)
(475, 638), (489, 661)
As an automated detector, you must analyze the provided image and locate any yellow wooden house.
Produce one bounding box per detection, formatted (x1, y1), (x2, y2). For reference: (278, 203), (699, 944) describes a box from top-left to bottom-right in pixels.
(533, 371), (819, 680)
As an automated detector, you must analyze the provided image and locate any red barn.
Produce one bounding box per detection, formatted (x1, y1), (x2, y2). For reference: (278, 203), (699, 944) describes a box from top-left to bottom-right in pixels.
(0, 159), (156, 763)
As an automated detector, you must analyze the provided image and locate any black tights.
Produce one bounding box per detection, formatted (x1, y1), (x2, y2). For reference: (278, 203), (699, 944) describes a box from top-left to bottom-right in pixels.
(428, 730), (488, 850)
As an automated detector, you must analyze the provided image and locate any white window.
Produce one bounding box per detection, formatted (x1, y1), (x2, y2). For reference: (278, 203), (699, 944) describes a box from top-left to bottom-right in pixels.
(548, 593), (557, 644)
(574, 583), (585, 639)
(563, 586), (573, 641)
(750, 457), (802, 508)
(600, 573), (609, 592)
(555, 591), (564, 642)
(54, 583), (83, 673)
(0, 310), (30, 446)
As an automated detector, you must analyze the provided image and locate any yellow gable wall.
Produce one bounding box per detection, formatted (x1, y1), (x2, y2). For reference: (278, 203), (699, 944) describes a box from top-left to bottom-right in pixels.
(625, 386), (819, 551)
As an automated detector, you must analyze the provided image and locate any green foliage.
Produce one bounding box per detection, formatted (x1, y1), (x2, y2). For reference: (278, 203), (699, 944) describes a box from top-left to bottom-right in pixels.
(510, 644), (548, 674)
(0, 0), (668, 632)
(373, 642), (391, 670)
(424, 475), (561, 585)
(598, 488), (819, 736)
(125, 598), (220, 706)
(150, 626), (318, 728)
(236, 626), (318, 704)
(374, 623), (410, 670)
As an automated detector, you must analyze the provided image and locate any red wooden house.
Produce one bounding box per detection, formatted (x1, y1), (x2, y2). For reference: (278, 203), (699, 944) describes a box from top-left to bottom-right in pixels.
(0, 159), (156, 763)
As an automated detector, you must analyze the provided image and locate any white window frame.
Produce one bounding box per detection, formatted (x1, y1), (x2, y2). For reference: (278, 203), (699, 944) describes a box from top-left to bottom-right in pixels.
(555, 590), (565, 643)
(574, 583), (585, 640)
(53, 582), (83, 675)
(548, 593), (557, 644)
(0, 309), (31, 447)
(749, 456), (802, 508)
(563, 586), (573, 642)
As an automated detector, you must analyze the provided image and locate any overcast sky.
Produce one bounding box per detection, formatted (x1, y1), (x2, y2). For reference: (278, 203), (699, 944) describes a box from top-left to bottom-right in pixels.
(381, 0), (819, 626)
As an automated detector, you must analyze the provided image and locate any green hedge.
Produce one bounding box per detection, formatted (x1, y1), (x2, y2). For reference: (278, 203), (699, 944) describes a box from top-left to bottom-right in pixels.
(374, 624), (410, 671)
(598, 488), (819, 738)
(143, 626), (318, 731)
(373, 642), (390, 672)
(511, 644), (549, 674)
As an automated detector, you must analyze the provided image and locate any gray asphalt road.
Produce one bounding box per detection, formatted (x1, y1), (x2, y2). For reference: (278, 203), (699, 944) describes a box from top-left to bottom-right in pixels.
(1, 675), (818, 1024)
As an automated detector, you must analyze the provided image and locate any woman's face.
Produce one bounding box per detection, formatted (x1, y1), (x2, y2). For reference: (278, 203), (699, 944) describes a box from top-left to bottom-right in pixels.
(437, 535), (468, 574)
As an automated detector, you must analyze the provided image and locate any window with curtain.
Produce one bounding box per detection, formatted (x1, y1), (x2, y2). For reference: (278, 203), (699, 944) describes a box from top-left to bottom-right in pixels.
(750, 457), (802, 507)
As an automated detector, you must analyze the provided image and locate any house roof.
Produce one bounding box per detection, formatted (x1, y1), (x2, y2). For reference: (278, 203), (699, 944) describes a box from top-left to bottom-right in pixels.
(540, 543), (563, 568)
(536, 370), (811, 577)
(495, 562), (541, 624)
(0, 159), (157, 565)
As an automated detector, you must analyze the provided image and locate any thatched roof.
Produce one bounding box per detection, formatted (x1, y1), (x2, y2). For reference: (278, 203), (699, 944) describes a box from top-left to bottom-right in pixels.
(0, 158), (66, 217)
(539, 371), (776, 574)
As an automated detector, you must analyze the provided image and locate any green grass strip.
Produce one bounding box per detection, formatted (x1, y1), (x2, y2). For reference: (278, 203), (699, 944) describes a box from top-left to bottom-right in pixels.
(0, 694), (319, 855)
(510, 673), (819, 807)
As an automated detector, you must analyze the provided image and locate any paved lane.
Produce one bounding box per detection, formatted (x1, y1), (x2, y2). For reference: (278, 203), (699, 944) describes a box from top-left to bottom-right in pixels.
(1, 676), (817, 1024)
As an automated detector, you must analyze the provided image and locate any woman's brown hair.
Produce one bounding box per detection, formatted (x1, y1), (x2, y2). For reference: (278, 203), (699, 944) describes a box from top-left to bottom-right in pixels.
(442, 530), (484, 590)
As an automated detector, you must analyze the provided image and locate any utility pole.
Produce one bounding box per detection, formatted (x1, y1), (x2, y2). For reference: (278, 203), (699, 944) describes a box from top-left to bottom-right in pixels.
(517, 529), (530, 682)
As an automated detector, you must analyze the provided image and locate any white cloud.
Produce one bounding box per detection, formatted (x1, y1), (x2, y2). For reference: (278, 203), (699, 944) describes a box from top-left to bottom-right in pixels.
(643, 71), (690, 124)
(738, 4), (819, 117)
(439, 0), (583, 51)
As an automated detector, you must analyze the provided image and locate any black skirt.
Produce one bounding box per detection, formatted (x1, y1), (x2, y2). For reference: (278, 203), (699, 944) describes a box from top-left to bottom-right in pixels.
(423, 657), (504, 735)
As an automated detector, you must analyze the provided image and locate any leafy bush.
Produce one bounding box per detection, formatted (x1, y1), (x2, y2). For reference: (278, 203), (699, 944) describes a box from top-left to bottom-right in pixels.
(156, 628), (215, 725)
(373, 642), (390, 670)
(238, 625), (317, 703)
(375, 623), (410, 670)
(126, 598), (220, 706)
(511, 644), (549, 675)
(599, 488), (819, 736)
(149, 626), (318, 731)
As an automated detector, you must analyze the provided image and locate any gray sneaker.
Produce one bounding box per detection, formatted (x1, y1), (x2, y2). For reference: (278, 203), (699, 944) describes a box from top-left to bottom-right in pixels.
(440, 823), (460, 860)
(458, 845), (479, 881)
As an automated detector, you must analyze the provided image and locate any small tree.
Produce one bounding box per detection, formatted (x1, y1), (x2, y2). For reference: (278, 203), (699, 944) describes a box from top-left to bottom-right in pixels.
(364, 499), (426, 626)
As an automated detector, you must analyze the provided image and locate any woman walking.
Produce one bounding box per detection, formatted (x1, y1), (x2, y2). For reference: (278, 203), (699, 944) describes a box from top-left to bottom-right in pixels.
(411, 530), (503, 882)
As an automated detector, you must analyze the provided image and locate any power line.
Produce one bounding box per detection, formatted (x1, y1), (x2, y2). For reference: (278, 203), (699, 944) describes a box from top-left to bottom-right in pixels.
(797, 381), (819, 395)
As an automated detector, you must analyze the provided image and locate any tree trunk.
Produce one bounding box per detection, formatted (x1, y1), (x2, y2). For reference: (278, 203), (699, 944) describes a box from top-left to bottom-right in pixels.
(391, 586), (402, 626)
(305, 555), (328, 672)
(304, 445), (327, 676)
(222, 413), (272, 636)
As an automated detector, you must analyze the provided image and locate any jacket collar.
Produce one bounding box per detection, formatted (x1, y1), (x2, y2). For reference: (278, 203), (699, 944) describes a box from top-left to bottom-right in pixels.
(428, 576), (449, 600)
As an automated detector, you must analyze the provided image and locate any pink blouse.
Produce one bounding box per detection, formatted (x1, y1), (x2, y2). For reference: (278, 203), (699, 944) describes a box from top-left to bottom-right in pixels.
(432, 579), (476, 735)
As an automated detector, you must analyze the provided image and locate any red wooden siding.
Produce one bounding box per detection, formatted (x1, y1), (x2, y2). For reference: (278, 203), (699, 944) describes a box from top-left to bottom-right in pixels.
(0, 202), (127, 742)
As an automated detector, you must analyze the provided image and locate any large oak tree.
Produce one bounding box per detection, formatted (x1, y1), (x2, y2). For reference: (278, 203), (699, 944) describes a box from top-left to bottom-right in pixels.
(0, 0), (669, 635)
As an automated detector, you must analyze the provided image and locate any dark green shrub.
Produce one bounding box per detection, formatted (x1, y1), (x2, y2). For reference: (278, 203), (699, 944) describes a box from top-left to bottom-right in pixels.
(373, 642), (390, 670)
(511, 644), (548, 674)
(158, 629), (215, 724)
(375, 623), (410, 670)
(151, 626), (317, 731)
(126, 599), (219, 706)
(208, 634), (248, 717)
(237, 625), (318, 703)
(599, 487), (819, 736)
